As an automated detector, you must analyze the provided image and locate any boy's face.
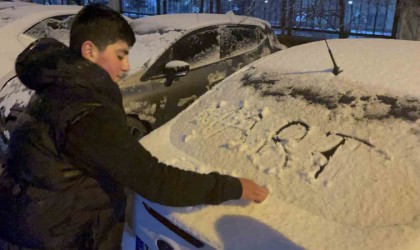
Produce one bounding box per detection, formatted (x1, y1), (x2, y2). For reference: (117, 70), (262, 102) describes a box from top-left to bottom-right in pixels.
(89, 40), (130, 83)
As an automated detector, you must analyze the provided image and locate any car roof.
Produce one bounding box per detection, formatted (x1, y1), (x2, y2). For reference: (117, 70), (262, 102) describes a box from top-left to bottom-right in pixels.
(0, 3), (81, 29)
(130, 12), (271, 36)
(0, 0), (37, 10)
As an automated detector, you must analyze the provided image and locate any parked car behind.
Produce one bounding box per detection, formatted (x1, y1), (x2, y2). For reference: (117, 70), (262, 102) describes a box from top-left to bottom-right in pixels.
(123, 38), (420, 250)
(122, 13), (284, 138)
(0, 6), (284, 142)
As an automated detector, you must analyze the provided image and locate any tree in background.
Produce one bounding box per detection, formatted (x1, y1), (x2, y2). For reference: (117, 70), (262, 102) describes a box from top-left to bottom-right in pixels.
(163, 0), (167, 14)
(157, 0), (161, 14)
(338, 0), (346, 37)
(396, 0), (420, 39)
(280, 0), (287, 34)
(288, 0), (296, 35)
(216, 0), (222, 13)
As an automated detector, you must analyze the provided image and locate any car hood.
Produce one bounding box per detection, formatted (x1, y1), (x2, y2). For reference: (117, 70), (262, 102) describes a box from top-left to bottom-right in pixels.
(138, 39), (420, 250)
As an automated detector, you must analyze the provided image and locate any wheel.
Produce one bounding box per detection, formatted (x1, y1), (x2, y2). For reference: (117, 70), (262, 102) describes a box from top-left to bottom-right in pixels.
(126, 116), (149, 141)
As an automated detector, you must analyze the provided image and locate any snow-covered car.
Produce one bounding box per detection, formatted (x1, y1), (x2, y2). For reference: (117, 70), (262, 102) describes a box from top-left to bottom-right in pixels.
(0, 8), (284, 141)
(123, 39), (420, 250)
(122, 13), (284, 138)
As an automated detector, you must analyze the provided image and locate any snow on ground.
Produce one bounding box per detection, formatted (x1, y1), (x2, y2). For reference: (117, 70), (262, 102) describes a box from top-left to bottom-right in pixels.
(140, 39), (420, 250)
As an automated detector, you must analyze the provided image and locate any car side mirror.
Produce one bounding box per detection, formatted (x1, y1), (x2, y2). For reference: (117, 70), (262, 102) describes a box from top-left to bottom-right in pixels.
(163, 60), (190, 87)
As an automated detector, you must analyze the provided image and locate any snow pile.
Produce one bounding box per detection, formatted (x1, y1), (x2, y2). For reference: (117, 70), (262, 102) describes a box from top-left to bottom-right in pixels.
(141, 39), (420, 250)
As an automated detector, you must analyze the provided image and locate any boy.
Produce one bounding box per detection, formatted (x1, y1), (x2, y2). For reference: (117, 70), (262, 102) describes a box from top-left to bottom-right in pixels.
(1, 4), (268, 249)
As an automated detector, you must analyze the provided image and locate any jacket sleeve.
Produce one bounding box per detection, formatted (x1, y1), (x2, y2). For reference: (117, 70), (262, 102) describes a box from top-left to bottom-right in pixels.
(62, 106), (242, 207)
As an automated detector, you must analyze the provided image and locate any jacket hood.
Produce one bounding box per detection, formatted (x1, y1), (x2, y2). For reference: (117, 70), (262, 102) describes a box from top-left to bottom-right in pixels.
(15, 38), (69, 91)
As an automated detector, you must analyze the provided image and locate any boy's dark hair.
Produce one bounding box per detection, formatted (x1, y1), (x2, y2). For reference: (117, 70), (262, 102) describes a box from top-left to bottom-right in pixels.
(70, 3), (135, 55)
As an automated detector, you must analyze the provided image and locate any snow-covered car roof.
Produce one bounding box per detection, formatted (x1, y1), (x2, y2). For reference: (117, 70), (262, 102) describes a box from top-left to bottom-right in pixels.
(127, 12), (274, 75)
(139, 39), (420, 250)
(0, 1), (37, 10)
(130, 12), (271, 35)
(0, 3), (81, 29)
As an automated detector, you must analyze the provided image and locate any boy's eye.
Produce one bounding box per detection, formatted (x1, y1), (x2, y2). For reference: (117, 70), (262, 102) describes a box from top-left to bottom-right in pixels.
(117, 55), (124, 60)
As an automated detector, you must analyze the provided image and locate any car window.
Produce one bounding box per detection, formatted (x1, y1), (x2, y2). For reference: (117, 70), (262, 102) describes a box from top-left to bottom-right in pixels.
(172, 27), (220, 68)
(23, 15), (74, 42)
(142, 27), (220, 80)
(220, 26), (264, 59)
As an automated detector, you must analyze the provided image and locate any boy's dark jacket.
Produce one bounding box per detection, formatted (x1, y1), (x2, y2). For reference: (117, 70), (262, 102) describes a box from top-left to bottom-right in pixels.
(1, 38), (242, 249)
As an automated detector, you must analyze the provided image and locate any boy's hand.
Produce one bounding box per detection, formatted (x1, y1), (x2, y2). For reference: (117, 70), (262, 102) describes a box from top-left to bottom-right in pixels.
(239, 178), (269, 203)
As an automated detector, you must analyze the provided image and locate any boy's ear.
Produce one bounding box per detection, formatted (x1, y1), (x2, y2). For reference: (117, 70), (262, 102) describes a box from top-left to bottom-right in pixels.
(81, 40), (99, 63)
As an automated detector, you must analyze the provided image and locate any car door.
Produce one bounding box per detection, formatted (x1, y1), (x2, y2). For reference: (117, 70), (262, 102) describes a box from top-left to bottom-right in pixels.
(124, 26), (226, 129)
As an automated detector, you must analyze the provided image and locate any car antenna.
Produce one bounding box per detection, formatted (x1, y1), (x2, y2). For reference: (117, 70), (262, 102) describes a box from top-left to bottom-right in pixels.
(325, 40), (343, 76)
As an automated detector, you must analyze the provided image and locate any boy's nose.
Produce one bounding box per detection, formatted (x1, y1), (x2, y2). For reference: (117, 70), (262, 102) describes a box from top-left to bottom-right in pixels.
(122, 58), (130, 72)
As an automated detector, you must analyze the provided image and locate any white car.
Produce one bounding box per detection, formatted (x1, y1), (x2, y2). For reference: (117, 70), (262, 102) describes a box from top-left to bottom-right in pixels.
(124, 39), (420, 250)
